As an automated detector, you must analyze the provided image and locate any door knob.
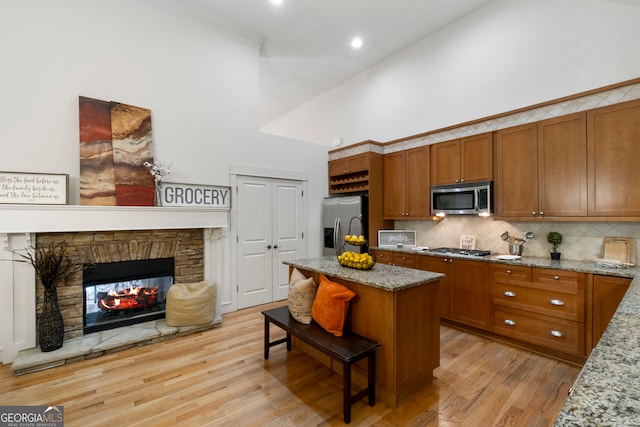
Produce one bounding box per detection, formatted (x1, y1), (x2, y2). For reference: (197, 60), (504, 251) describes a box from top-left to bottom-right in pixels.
(273, 244), (278, 249)
(267, 245), (272, 249)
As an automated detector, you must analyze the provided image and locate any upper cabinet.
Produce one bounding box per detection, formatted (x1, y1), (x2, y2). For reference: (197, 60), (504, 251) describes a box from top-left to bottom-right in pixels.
(495, 123), (539, 217)
(495, 112), (587, 218)
(587, 99), (640, 217)
(328, 154), (369, 177)
(328, 153), (371, 194)
(328, 87), (640, 221)
(539, 113), (588, 217)
(383, 146), (430, 220)
(430, 133), (493, 186)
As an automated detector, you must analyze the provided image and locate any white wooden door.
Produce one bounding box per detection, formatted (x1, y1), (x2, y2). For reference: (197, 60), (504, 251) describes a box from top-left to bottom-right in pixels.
(237, 177), (272, 308)
(272, 180), (304, 301)
(237, 176), (305, 309)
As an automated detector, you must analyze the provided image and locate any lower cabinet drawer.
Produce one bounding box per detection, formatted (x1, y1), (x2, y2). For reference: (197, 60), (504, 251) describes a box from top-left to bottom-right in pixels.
(393, 254), (416, 269)
(493, 307), (585, 356)
(492, 282), (583, 321)
(372, 250), (393, 265)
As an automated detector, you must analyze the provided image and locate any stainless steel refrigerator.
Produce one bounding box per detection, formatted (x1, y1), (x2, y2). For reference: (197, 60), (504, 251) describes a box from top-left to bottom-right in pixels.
(322, 194), (368, 256)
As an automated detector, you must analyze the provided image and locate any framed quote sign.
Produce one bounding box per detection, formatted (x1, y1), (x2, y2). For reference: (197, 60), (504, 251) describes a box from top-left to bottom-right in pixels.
(0, 172), (69, 205)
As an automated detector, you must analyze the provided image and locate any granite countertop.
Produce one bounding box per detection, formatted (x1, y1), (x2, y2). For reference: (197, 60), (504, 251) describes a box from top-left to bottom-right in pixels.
(283, 256), (444, 292)
(373, 246), (636, 278)
(374, 246), (640, 424)
(554, 274), (640, 425)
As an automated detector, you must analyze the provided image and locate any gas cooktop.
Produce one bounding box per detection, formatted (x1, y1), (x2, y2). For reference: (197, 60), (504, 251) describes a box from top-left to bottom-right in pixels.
(429, 247), (491, 257)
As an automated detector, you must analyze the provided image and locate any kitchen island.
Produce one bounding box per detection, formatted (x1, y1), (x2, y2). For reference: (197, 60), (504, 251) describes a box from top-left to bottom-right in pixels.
(283, 257), (444, 408)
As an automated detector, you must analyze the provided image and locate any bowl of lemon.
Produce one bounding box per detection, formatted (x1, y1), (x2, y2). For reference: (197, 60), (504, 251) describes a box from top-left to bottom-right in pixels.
(344, 234), (366, 246)
(337, 251), (376, 270)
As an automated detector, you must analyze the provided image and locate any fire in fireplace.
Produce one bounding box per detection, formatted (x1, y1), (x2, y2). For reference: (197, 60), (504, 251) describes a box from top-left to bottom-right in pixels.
(83, 258), (175, 334)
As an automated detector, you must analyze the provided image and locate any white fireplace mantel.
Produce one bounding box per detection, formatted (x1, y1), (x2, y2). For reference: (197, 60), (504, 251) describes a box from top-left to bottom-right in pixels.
(0, 204), (229, 365)
(0, 205), (229, 234)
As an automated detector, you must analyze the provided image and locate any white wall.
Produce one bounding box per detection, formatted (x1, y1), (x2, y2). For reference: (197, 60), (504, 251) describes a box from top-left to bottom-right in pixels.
(262, 0), (640, 146)
(0, 0), (328, 252)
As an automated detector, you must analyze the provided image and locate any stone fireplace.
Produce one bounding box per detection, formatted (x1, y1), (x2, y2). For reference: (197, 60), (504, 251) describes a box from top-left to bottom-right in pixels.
(36, 229), (205, 341)
(1, 204), (228, 365)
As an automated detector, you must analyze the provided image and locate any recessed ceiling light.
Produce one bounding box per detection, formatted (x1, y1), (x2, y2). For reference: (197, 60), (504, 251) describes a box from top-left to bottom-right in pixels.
(270, 0), (283, 5)
(351, 37), (363, 49)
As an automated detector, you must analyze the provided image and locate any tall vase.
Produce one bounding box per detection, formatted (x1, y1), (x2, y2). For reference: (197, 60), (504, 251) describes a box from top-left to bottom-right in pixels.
(155, 180), (163, 206)
(39, 288), (64, 352)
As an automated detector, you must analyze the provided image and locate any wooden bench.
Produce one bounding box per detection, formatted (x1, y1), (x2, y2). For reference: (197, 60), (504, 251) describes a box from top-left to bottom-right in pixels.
(262, 305), (380, 424)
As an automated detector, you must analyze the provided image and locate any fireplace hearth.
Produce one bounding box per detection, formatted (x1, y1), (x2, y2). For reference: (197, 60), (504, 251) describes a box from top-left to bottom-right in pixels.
(83, 258), (175, 334)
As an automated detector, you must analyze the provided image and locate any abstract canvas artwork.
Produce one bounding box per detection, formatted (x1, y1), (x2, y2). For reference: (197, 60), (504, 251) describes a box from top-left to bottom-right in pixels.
(110, 102), (154, 205)
(79, 96), (154, 206)
(79, 97), (116, 205)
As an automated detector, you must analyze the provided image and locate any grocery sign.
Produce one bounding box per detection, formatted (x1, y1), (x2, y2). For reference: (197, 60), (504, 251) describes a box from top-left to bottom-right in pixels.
(160, 182), (230, 209)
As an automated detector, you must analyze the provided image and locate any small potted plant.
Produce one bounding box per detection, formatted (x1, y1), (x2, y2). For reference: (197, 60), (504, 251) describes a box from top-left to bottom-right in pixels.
(547, 232), (563, 261)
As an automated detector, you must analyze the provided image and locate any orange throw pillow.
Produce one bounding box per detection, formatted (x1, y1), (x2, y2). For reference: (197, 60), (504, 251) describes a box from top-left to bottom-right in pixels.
(311, 275), (356, 337)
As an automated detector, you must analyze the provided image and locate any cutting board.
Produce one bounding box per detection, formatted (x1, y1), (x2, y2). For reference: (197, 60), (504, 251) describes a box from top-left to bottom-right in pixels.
(603, 237), (636, 265)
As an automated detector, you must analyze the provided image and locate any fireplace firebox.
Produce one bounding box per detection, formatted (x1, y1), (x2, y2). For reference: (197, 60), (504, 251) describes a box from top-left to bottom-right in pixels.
(83, 258), (175, 334)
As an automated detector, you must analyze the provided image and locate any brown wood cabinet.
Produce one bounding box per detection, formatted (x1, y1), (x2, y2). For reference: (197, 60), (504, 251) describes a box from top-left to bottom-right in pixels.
(495, 113), (587, 218)
(391, 253), (417, 269)
(373, 251), (632, 362)
(383, 147), (430, 220)
(371, 249), (393, 265)
(328, 153), (369, 176)
(587, 99), (640, 216)
(328, 152), (391, 246)
(494, 307), (585, 356)
(328, 153), (371, 194)
(371, 249), (417, 268)
(374, 251), (453, 320)
(430, 133), (493, 186)
(592, 275), (631, 347)
(291, 266), (440, 408)
(448, 258), (490, 330)
(538, 112), (588, 216)
(418, 256), (450, 319)
(495, 123), (538, 217)
(491, 264), (586, 356)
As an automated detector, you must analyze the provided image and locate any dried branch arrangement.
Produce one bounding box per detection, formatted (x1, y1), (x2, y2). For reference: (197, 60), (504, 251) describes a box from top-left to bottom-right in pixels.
(14, 241), (84, 289)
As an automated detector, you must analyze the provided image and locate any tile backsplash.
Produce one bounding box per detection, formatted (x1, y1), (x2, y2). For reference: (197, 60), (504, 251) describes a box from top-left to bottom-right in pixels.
(396, 218), (640, 265)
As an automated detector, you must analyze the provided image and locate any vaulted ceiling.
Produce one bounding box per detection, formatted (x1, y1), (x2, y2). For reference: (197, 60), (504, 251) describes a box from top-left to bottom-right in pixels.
(165, 0), (495, 125)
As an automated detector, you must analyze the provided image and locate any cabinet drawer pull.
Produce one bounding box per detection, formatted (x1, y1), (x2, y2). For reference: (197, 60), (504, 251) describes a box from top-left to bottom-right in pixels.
(506, 269), (512, 274)
(550, 299), (565, 306)
(503, 319), (516, 326)
(503, 291), (516, 297)
(550, 330), (565, 338)
(553, 275), (560, 280)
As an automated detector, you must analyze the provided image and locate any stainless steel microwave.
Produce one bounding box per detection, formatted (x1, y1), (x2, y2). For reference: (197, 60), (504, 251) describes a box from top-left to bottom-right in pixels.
(431, 181), (492, 216)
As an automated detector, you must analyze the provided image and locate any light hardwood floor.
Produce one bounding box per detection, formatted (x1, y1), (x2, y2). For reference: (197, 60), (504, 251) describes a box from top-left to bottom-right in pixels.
(0, 302), (580, 426)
